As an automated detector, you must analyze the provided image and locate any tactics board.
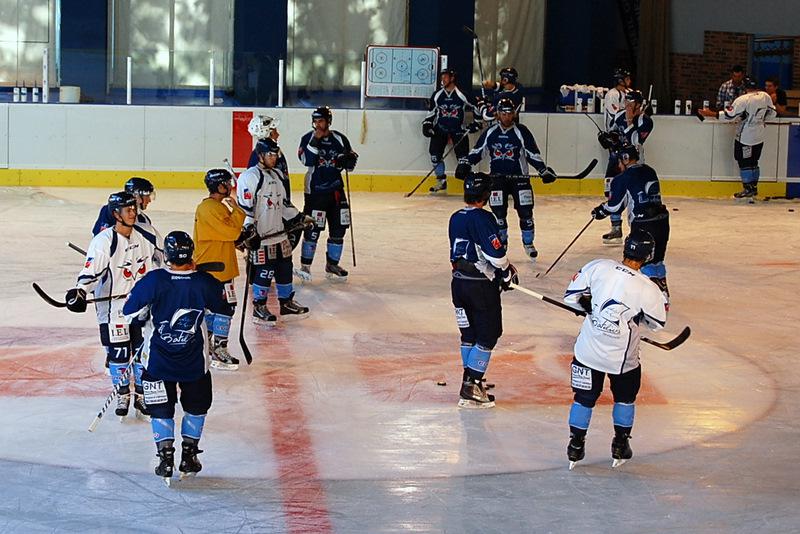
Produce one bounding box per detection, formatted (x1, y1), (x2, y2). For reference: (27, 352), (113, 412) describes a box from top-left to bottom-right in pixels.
(365, 45), (439, 99)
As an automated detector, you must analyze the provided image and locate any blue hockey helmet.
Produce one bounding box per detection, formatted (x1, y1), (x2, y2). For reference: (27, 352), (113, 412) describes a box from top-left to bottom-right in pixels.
(496, 98), (516, 114)
(499, 67), (518, 85)
(617, 143), (640, 161)
(107, 191), (137, 214)
(255, 138), (280, 155)
(164, 231), (194, 266)
(464, 172), (492, 204)
(312, 106), (333, 124)
(625, 90), (644, 104)
(613, 68), (631, 86)
(204, 168), (233, 193)
(124, 177), (154, 197)
(624, 229), (655, 262)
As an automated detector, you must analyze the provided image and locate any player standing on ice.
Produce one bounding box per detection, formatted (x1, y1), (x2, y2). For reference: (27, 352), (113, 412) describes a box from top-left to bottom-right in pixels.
(93, 177), (160, 240)
(238, 139), (312, 324)
(699, 76), (776, 200)
(563, 229), (668, 470)
(122, 231), (232, 485)
(449, 173), (518, 408)
(247, 115), (291, 200)
(296, 106), (358, 281)
(591, 144), (671, 300)
(66, 191), (161, 419)
(597, 89), (653, 244)
(422, 68), (481, 193)
(193, 168), (246, 370)
(456, 98), (556, 260)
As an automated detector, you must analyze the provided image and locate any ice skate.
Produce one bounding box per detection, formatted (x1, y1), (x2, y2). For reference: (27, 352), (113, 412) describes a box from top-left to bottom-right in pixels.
(155, 444), (175, 486)
(567, 434), (586, 470)
(279, 292), (310, 320)
(523, 243), (538, 260)
(325, 262), (349, 282)
(178, 441), (203, 480)
(133, 386), (150, 421)
(602, 224), (623, 244)
(429, 176), (447, 193)
(294, 264), (312, 282)
(209, 337), (239, 370)
(611, 432), (633, 468)
(115, 385), (131, 420)
(252, 302), (277, 326)
(457, 379), (495, 409)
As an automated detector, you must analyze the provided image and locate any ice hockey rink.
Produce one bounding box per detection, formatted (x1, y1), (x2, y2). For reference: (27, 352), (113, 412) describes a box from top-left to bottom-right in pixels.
(0, 186), (798, 533)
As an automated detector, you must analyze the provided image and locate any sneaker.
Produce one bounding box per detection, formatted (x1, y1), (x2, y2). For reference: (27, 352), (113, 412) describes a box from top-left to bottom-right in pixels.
(429, 176), (447, 193)
(457, 379), (496, 409)
(294, 265), (312, 282)
(611, 432), (633, 468)
(115, 385), (131, 418)
(523, 243), (538, 260)
(602, 224), (623, 244)
(325, 262), (349, 281)
(252, 302), (277, 326)
(279, 292), (310, 319)
(567, 433), (586, 470)
(210, 338), (239, 371)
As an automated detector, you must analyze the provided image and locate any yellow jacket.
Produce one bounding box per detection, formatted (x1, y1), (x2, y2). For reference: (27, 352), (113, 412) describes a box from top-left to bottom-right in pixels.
(193, 197), (246, 282)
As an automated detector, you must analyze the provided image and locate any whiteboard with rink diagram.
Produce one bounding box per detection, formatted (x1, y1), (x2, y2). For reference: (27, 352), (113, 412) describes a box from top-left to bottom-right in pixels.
(365, 45), (439, 99)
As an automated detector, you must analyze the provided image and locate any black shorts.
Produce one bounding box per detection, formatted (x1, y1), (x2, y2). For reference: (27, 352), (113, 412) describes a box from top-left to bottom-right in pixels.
(734, 140), (764, 170)
(451, 277), (503, 350)
(632, 215), (670, 265)
(429, 130), (469, 160)
(571, 358), (641, 407)
(141, 369), (213, 419)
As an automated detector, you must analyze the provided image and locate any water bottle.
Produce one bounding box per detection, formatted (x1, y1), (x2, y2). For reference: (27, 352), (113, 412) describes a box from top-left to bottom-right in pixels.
(684, 100), (692, 115)
(651, 99), (658, 114)
(674, 99), (681, 115)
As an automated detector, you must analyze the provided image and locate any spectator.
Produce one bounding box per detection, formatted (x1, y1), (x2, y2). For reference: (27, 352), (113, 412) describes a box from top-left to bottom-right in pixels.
(716, 65), (746, 110)
(764, 76), (789, 116)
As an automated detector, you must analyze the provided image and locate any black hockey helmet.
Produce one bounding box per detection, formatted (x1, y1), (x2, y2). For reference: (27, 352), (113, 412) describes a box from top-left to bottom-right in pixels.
(499, 67), (518, 85)
(124, 177), (154, 196)
(743, 76), (758, 89)
(496, 98), (516, 114)
(312, 106), (333, 124)
(204, 168), (233, 193)
(623, 229), (655, 263)
(618, 143), (640, 161)
(613, 68), (631, 86)
(625, 90), (644, 104)
(107, 191), (137, 214)
(255, 138), (280, 155)
(164, 231), (194, 266)
(441, 67), (456, 79)
(464, 172), (492, 204)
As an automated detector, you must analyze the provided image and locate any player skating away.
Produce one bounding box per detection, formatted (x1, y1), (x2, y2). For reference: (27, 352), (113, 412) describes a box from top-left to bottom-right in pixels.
(591, 144), (671, 301)
(122, 231), (233, 486)
(422, 68), (481, 193)
(563, 229), (668, 469)
(193, 169), (246, 371)
(66, 191), (161, 419)
(296, 106), (358, 281)
(238, 139), (312, 324)
(597, 89), (653, 243)
(699, 76), (776, 200)
(449, 173), (518, 408)
(456, 98), (557, 260)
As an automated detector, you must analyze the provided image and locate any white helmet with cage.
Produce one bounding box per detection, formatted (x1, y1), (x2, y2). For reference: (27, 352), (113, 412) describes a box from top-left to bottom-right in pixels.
(247, 115), (280, 139)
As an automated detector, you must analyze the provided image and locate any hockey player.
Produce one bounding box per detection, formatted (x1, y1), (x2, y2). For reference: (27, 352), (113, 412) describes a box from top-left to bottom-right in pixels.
(422, 68), (481, 193)
(92, 177), (158, 236)
(597, 89), (653, 243)
(65, 191), (161, 418)
(449, 172), (518, 408)
(296, 106), (358, 281)
(193, 168), (246, 370)
(238, 139), (311, 324)
(563, 229), (668, 469)
(604, 68), (630, 130)
(699, 76), (776, 199)
(122, 231), (233, 484)
(455, 98), (557, 260)
(479, 66), (524, 121)
(247, 115), (291, 200)
(591, 144), (670, 300)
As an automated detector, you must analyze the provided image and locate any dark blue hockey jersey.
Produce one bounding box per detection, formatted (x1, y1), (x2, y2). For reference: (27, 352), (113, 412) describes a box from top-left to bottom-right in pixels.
(465, 123), (546, 176)
(449, 206), (510, 280)
(480, 84), (525, 121)
(298, 130), (354, 194)
(603, 163), (667, 224)
(612, 111), (653, 148)
(424, 87), (476, 134)
(122, 268), (233, 382)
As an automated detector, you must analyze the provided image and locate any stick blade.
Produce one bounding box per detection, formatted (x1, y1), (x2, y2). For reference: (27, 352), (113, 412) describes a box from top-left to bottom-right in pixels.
(642, 326), (691, 351)
(32, 282), (67, 308)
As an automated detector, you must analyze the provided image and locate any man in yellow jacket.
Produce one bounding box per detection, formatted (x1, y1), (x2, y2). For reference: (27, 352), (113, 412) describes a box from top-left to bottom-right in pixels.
(193, 168), (246, 371)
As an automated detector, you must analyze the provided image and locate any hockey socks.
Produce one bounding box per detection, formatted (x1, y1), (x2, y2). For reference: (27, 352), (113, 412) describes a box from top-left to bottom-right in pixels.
(181, 413), (206, 441)
(109, 362), (131, 387)
(521, 229), (534, 246)
(326, 240), (344, 264)
(152, 417), (175, 444)
(252, 283), (271, 303)
(568, 402), (593, 435)
(612, 402), (635, 430)
(465, 345), (491, 375)
(301, 240), (317, 264)
(460, 343), (473, 368)
(276, 283), (293, 300)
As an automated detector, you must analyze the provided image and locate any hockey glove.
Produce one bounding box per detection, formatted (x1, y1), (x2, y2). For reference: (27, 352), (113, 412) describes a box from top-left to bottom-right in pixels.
(577, 294), (592, 314)
(65, 288), (87, 313)
(301, 215), (316, 230)
(591, 203), (609, 220)
(597, 131), (613, 149)
(540, 167), (557, 184)
(422, 122), (435, 138)
(455, 162), (472, 180)
(237, 224), (261, 250)
(498, 264), (519, 292)
(466, 121), (482, 134)
(336, 151), (358, 171)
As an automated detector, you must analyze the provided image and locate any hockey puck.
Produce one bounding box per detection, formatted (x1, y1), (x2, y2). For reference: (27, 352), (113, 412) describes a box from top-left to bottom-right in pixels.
(789, 209), (795, 212)
(436, 381), (447, 386)
(672, 207), (679, 211)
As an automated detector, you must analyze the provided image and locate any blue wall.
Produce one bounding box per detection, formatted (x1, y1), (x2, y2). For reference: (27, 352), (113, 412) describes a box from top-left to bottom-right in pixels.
(59, 0), (107, 102)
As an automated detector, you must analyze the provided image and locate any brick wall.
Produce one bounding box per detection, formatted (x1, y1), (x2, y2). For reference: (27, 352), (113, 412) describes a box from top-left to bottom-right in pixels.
(670, 31), (751, 109)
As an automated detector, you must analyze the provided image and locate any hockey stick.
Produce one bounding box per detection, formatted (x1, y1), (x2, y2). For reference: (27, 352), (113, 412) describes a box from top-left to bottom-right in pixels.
(502, 158), (598, 181)
(509, 283), (691, 351)
(67, 241), (86, 255)
(344, 169), (357, 267)
(88, 347), (139, 432)
(462, 26), (487, 100)
(404, 130), (471, 198)
(238, 254), (253, 365)
(583, 112), (604, 133)
(536, 217), (594, 279)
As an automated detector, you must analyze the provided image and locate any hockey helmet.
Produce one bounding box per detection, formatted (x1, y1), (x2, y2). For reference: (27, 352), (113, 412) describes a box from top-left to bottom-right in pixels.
(617, 143), (640, 162)
(625, 90), (644, 104)
(463, 172), (492, 204)
(255, 138), (280, 155)
(743, 76), (758, 89)
(496, 98), (516, 115)
(499, 67), (518, 85)
(312, 106), (333, 124)
(613, 68), (631, 86)
(204, 168), (233, 193)
(247, 115), (280, 139)
(164, 231), (194, 266)
(124, 177), (154, 197)
(441, 67), (457, 79)
(107, 191), (137, 214)
(623, 229), (655, 263)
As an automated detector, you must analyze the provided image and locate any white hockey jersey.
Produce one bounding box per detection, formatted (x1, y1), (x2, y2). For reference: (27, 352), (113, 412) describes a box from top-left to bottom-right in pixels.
(76, 226), (161, 325)
(604, 87), (627, 131)
(237, 165), (300, 246)
(564, 259), (667, 374)
(718, 91), (776, 146)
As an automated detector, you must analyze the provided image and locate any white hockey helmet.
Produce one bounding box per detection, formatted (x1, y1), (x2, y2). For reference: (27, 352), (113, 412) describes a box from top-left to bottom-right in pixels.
(247, 115), (280, 139)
